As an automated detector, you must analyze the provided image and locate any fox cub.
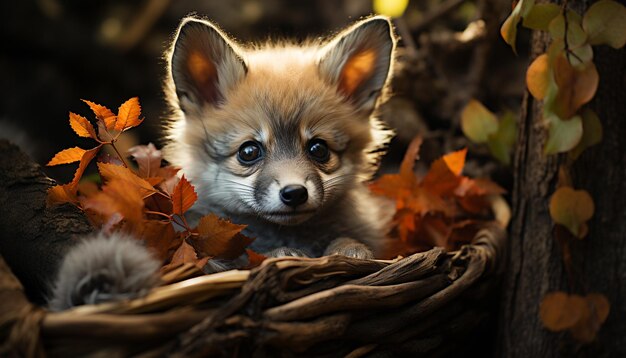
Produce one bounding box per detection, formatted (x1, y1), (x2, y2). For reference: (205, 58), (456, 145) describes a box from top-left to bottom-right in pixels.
(49, 16), (396, 310)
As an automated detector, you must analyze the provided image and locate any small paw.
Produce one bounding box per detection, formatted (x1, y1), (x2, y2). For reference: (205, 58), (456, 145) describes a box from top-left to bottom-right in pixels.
(264, 247), (310, 258)
(324, 237), (374, 259)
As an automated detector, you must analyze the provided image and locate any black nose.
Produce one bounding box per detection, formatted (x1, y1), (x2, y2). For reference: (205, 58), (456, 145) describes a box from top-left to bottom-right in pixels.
(279, 185), (308, 207)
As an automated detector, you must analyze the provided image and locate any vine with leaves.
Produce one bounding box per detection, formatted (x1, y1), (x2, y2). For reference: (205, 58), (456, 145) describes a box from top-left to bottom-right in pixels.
(496, 0), (624, 343)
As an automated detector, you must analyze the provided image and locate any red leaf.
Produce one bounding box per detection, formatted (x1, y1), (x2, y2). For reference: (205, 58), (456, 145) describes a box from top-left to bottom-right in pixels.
(246, 249), (267, 268)
(137, 220), (181, 261)
(171, 175), (197, 215)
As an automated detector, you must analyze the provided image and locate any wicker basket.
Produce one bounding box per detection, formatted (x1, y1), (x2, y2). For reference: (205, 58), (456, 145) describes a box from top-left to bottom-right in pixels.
(0, 222), (505, 357)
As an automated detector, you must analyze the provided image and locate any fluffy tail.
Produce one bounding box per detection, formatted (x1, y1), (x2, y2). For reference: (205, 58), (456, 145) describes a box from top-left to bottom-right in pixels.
(47, 232), (160, 311)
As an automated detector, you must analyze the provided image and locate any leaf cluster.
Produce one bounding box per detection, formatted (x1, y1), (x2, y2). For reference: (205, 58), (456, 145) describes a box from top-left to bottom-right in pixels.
(47, 99), (264, 272)
(370, 136), (505, 255)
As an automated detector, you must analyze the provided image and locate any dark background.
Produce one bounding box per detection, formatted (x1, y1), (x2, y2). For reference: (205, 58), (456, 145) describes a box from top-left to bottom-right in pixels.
(0, 0), (527, 185)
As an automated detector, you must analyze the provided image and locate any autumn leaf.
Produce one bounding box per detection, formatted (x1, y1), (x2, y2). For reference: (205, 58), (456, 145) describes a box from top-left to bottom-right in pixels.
(171, 175), (198, 216)
(138, 220), (180, 261)
(522, 3), (561, 30)
(47, 147), (88, 166)
(128, 143), (162, 178)
(246, 249), (267, 268)
(544, 114), (583, 154)
(500, 0), (536, 53)
(82, 99), (116, 129)
(115, 97), (143, 131)
(97, 162), (157, 197)
(552, 55), (599, 119)
(582, 0), (626, 49)
(164, 240), (202, 270)
(550, 186), (594, 238)
(526, 54), (550, 100)
(569, 108), (603, 159)
(82, 178), (145, 226)
(540, 291), (587, 331)
(47, 184), (78, 206)
(421, 148), (467, 195)
(69, 112), (98, 139)
(189, 214), (254, 260)
(461, 100), (499, 143)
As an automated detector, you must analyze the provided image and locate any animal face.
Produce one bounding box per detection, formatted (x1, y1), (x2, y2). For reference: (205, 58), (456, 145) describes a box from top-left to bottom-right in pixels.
(163, 16), (395, 225)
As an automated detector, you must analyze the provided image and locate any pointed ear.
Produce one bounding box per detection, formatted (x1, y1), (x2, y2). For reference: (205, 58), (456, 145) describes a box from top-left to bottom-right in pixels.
(319, 16), (395, 113)
(169, 18), (247, 112)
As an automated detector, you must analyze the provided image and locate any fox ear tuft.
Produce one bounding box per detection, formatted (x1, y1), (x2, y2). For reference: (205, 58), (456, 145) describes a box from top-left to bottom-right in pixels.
(319, 17), (395, 113)
(169, 18), (247, 112)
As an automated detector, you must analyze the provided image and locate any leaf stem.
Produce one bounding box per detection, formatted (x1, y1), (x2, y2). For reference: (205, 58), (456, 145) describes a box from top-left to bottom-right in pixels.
(108, 140), (130, 168)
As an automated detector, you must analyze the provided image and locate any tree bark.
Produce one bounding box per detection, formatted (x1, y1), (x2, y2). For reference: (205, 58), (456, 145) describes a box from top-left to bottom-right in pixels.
(498, 0), (626, 356)
(0, 140), (93, 304)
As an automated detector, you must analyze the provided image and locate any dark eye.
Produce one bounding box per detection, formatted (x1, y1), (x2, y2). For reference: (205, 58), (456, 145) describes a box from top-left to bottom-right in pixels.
(307, 139), (330, 163)
(237, 141), (263, 164)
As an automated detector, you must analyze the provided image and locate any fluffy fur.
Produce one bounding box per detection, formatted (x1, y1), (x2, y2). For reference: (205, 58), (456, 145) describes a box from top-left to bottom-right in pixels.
(48, 232), (160, 311)
(48, 16), (397, 309)
(163, 15), (397, 258)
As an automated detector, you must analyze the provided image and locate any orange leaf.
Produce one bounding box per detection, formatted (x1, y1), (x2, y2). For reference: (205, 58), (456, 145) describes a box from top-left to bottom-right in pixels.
(526, 54), (550, 99)
(82, 179), (145, 226)
(421, 148), (467, 195)
(82, 99), (117, 129)
(540, 291), (588, 331)
(171, 175), (197, 215)
(399, 135), (423, 181)
(246, 249), (267, 268)
(553, 55), (599, 119)
(115, 97), (143, 131)
(47, 147), (87, 166)
(97, 162), (157, 197)
(47, 184), (77, 206)
(69, 112), (98, 139)
(549, 187), (594, 238)
(189, 214), (253, 259)
(69, 146), (101, 189)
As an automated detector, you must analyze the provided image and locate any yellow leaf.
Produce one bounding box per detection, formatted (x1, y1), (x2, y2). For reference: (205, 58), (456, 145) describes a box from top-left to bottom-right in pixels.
(523, 3), (560, 30)
(549, 186), (594, 238)
(500, 0), (536, 53)
(373, 0), (409, 18)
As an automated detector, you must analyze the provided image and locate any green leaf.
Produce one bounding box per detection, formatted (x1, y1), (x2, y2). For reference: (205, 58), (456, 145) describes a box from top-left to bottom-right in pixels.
(501, 0), (536, 53)
(549, 11), (587, 49)
(523, 3), (561, 30)
(582, 0), (626, 49)
(373, 0), (409, 18)
(569, 108), (603, 159)
(461, 99), (499, 143)
(544, 114), (583, 154)
(487, 111), (517, 165)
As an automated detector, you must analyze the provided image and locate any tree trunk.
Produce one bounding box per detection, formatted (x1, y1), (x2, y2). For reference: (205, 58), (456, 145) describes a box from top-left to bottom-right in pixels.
(0, 140), (93, 304)
(498, 0), (626, 356)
